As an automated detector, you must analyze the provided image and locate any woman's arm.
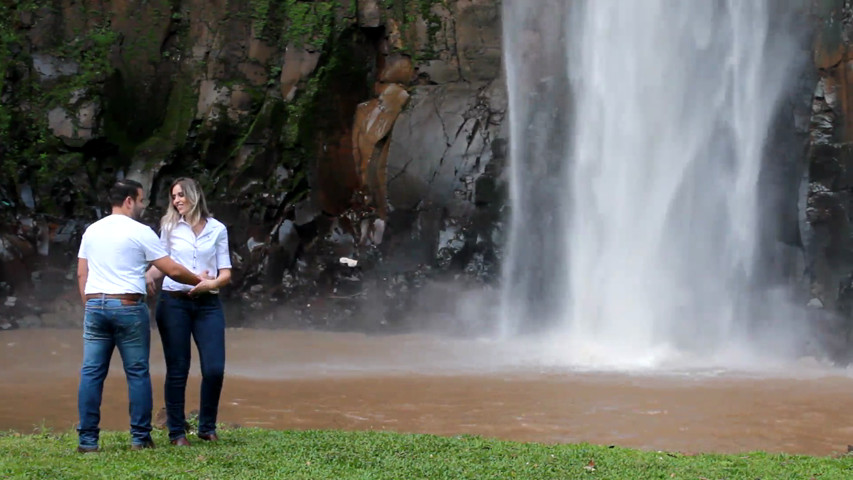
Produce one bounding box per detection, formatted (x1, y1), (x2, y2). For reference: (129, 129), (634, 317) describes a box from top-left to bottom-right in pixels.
(188, 221), (232, 296)
(214, 268), (231, 288)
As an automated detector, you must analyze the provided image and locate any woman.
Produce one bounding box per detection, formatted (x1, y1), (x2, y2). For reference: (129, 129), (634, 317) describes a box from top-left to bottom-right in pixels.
(146, 177), (232, 446)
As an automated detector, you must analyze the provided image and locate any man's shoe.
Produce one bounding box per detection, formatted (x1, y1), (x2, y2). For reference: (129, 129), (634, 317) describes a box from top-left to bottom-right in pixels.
(76, 446), (99, 453)
(170, 437), (191, 446)
(197, 433), (219, 442)
(130, 440), (156, 451)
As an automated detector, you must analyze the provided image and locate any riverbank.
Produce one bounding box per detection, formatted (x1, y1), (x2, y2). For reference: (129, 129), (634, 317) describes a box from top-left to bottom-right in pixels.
(2, 428), (852, 479)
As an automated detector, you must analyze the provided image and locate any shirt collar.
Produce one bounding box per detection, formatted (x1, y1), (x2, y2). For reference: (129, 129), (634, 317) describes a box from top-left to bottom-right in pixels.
(176, 217), (213, 234)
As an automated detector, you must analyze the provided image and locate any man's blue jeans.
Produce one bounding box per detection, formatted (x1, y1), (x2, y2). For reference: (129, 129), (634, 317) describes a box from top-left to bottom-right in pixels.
(77, 298), (153, 449)
(156, 292), (225, 440)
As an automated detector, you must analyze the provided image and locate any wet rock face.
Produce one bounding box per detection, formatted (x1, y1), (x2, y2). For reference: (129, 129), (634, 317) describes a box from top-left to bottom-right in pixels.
(352, 83), (410, 219)
(454, 0), (502, 82)
(806, 0), (853, 319)
(789, 0), (853, 361)
(0, 0), (509, 331)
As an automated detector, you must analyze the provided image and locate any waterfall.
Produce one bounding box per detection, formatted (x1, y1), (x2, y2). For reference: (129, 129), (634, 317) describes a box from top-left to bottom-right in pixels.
(501, 1), (799, 367)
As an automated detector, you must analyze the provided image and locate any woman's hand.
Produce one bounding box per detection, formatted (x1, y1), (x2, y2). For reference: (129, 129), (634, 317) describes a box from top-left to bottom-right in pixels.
(189, 278), (217, 296)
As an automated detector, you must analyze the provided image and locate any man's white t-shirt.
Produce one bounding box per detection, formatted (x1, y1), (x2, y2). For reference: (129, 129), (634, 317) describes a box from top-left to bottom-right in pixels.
(78, 214), (168, 294)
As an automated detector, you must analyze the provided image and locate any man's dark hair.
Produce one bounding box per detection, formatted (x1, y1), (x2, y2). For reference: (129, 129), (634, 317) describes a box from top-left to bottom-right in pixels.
(108, 179), (144, 207)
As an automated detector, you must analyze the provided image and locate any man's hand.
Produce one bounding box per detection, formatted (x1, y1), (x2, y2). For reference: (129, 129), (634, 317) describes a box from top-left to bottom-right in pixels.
(145, 270), (157, 296)
(150, 256), (202, 286)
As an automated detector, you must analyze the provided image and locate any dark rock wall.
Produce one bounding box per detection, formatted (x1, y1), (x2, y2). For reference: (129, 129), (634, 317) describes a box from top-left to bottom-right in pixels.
(797, 0), (853, 357)
(0, 0), (506, 331)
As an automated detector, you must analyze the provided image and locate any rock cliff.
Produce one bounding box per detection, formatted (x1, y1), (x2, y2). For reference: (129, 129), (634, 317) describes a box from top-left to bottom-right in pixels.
(0, 0), (506, 331)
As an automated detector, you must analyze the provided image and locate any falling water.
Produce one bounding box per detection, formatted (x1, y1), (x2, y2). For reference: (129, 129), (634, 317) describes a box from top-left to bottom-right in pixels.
(501, 1), (799, 367)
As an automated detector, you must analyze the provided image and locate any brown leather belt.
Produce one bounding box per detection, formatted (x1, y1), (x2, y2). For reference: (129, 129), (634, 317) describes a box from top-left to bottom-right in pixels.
(85, 293), (144, 305)
(165, 290), (216, 300)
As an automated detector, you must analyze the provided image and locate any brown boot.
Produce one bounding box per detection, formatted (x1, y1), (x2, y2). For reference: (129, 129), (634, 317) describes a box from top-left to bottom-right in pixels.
(197, 433), (219, 442)
(170, 437), (191, 446)
(130, 440), (156, 451)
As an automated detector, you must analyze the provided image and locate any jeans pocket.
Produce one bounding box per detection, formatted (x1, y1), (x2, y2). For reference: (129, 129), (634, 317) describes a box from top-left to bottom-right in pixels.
(82, 312), (111, 341)
(114, 305), (149, 335)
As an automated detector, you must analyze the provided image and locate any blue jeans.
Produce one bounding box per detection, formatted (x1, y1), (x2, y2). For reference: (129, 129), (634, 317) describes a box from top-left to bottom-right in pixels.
(156, 292), (225, 440)
(77, 298), (153, 448)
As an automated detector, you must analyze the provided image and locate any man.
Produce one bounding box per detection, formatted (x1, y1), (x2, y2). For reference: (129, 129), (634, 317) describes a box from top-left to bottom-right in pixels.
(76, 179), (206, 453)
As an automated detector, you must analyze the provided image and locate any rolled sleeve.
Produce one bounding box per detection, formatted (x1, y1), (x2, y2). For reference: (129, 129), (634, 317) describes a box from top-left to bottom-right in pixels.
(215, 227), (232, 270)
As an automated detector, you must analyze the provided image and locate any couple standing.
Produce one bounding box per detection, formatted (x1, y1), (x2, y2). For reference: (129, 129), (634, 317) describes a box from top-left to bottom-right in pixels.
(75, 177), (231, 452)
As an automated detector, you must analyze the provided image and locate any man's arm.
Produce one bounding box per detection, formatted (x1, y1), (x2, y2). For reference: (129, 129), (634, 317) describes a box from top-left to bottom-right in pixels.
(145, 266), (165, 296)
(77, 258), (88, 303)
(150, 256), (202, 286)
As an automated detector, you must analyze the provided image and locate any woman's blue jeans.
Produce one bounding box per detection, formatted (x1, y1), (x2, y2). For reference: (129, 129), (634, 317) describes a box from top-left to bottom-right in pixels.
(78, 298), (153, 449)
(156, 292), (225, 440)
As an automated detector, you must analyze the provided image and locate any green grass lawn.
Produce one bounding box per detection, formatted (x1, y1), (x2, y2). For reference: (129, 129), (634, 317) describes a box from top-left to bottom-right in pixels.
(1, 428), (852, 479)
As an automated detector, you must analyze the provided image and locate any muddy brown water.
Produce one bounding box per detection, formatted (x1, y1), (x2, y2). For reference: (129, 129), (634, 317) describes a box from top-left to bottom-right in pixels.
(2, 328), (853, 456)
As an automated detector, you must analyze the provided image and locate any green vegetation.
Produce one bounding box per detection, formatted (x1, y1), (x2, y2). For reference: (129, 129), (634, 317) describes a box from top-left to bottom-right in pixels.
(1, 428), (852, 479)
(49, 25), (118, 107)
(0, 7), (13, 147)
(0, 2), (39, 182)
(250, 0), (338, 50)
(250, 0), (274, 38)
(281, 0), (336, 49)
(0, 2), (117, 214)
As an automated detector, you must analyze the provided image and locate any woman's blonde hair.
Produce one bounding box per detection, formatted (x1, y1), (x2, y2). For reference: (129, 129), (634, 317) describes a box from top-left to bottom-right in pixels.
(161, 177), (210, 237)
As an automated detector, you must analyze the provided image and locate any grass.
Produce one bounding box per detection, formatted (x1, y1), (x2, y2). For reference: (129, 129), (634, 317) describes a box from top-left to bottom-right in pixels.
(1, 428), (852, 479)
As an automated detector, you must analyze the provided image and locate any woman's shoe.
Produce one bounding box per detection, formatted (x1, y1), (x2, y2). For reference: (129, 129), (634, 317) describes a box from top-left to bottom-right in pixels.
(197, 433), (219, 442)
(130, 440), (156, 451)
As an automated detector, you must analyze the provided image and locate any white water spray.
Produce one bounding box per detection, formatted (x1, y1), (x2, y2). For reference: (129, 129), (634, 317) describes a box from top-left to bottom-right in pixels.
(501, 1), (799, 368)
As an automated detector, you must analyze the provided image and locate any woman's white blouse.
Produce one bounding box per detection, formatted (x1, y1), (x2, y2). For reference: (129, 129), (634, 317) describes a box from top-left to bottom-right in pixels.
(161, 217), (232, 292)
